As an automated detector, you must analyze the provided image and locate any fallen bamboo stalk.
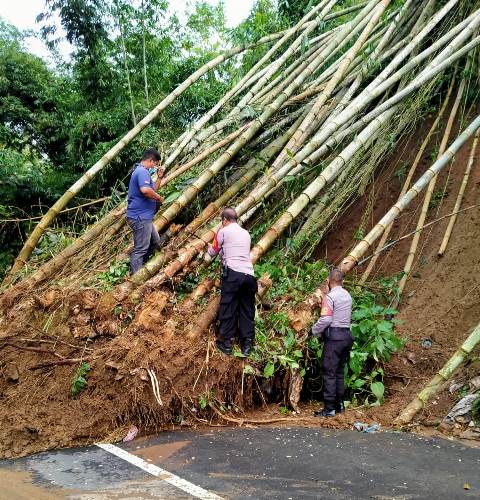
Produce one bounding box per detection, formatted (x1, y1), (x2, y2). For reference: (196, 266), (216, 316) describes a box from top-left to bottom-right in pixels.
(273, 0), (391, 167)
(285, 0), (474, 170)
(394, 322), (480, 425)
(160, 123), (251, 186)
(166, 0), (336, 166)
(290, 114), (480, 333)
(341, 114), (480, 272)
(438, 129), (479, 256)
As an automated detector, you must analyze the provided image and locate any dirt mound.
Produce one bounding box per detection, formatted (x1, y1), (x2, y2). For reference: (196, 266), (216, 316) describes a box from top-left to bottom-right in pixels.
(0, 286), (247, 458)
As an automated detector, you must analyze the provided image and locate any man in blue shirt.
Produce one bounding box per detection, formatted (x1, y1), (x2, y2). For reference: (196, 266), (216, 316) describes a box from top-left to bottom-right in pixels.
(126, 148), (165, 274)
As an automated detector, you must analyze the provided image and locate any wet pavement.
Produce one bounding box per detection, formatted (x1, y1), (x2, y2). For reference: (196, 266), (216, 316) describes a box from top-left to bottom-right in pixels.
(1, 426), (480, 499)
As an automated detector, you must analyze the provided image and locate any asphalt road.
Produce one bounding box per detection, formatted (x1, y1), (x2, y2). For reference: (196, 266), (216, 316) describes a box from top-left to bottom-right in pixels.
(1, 427), (479, 499)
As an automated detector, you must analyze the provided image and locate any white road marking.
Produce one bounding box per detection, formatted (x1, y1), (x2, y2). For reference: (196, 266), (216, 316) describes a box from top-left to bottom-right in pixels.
(96, 443), (223, 500)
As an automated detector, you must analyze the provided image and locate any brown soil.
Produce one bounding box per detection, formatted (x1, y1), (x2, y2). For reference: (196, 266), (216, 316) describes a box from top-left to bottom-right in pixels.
(1, 111), (480, 458)
(0, 287), (248, 458)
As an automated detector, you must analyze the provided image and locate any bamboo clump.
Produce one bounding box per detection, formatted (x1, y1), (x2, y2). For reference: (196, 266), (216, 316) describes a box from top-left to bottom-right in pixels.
(2, 1), (480, 436)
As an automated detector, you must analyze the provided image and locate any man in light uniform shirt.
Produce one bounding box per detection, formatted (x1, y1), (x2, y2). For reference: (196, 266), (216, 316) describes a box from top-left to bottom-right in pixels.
(311, 268), (353, 417)
(208, 207), (257, 356)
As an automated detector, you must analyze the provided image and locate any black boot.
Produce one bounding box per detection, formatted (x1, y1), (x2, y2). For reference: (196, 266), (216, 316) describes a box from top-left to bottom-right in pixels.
(314, 401), (336, 417)
(240, 338), (253, 356)
(314, 408), (336, 417)
(216, 341), (232, 355)
(335, 401), (345, 414)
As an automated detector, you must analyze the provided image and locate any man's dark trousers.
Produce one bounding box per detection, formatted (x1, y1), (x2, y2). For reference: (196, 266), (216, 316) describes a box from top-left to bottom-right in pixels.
(127, 218), (161, 274)
(321, 328), (354, 411)
(218, 268), (257, 349)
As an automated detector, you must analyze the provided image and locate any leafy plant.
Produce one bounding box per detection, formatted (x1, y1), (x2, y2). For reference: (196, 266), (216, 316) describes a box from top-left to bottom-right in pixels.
(279, 405), (289, 415)
(346, 291), (404, 404)
(71, 362), (91, 398)
(250, 311), (305, 379)
(96, 259), (130, 289)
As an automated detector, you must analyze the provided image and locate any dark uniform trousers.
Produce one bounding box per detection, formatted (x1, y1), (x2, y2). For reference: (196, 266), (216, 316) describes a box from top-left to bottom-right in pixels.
(321, 327), (354, 411)
(218, 268), (257, 349)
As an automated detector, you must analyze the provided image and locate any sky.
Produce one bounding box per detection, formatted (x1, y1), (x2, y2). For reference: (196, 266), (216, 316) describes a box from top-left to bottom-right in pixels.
(0, 0), (255, 61)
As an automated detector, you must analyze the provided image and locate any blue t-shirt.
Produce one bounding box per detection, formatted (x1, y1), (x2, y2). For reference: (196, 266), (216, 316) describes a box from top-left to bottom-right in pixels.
(126, 164), (157, 220)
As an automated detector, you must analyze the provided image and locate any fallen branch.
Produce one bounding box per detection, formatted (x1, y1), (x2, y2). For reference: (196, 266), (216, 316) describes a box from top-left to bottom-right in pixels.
(17, 337), (94, 352)
(3, 342), (65, 359)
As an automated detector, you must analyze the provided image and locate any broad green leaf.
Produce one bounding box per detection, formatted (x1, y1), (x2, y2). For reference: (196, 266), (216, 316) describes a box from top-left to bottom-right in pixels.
(370, 381), (385, 402)
(263, 362), (275, 378)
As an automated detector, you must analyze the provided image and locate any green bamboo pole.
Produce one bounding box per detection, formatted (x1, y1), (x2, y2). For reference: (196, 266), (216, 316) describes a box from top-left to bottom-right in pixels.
(251, 31), (336, 105)
(229, 0), (343, 112)
(341, 114), (480, 272)
(3, 34), (281, 286)
(394, 323), (480, 425)
(189, 0), (344, 151)
(281, 22), (480, 181)
(273, 0), (391, 168)
(164, 0), (336, 167)
(325, 0), (416, 121)
(250, 106), (397, 263)
(162, 123), (251, 185)
(257, 7), (390, 109)
(284, 0), (464, 168)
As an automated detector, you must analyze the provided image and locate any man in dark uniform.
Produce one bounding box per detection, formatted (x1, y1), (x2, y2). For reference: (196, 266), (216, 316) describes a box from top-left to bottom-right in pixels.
(208, 207), (257, 356)
(311, 268), (354, 417)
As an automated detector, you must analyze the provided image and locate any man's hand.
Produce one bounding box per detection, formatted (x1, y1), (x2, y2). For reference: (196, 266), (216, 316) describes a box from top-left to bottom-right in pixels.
(156, 166), (166, 178)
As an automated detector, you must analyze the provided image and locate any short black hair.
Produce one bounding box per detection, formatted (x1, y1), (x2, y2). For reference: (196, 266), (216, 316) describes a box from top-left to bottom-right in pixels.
(142, 148), (161, 162)
(329, 268), (344, 283)
(221, 207), (237, 222)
